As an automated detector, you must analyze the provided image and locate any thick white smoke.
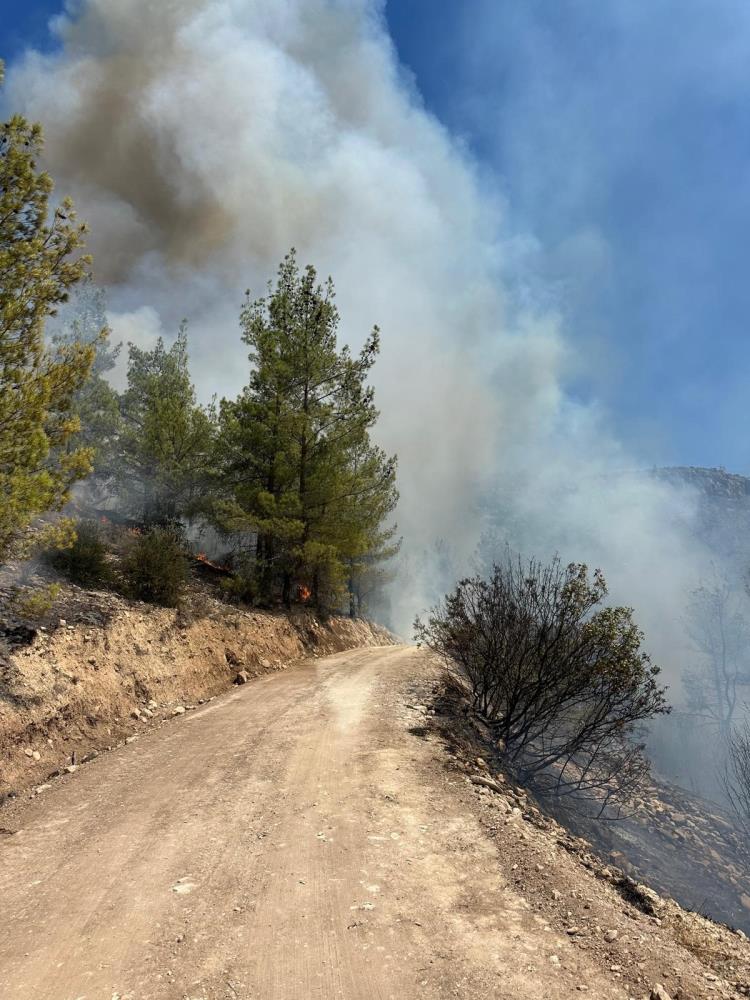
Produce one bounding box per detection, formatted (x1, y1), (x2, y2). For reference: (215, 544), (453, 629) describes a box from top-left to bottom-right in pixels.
(4, 0), (711, 657)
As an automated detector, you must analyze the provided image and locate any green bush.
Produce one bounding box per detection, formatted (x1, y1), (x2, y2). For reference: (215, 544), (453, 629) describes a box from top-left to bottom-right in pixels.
(216, 553), (257, 606)
(48, 520), (111, 586)
(218, 573), (256, 605)
(121, 526), (190, 607)
(10, 583), (61, 621)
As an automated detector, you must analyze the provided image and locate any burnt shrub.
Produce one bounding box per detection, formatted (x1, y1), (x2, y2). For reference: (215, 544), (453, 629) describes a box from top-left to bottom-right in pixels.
(414, 554), (669, 814)
(48, 520), (111, 587)
(121, 526), (189, 607)
(723, 722), (750, 839)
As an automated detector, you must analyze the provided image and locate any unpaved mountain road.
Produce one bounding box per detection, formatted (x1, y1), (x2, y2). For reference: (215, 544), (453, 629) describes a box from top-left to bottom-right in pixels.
(0, 645), (628, 1000)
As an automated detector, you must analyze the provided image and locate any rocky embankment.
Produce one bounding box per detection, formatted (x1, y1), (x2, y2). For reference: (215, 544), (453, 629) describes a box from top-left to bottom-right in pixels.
(558, 775), (750, 936)
(0, 581), (395, 803)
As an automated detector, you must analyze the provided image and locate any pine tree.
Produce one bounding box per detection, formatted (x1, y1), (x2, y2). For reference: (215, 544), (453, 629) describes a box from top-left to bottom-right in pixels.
(337, 441), (400, 617)
(0, 61), (94, 560)
(117, 324), (215, 523)
(217, 251), (398, 609)
(51, 279), (121, 501)
(215, 380), (302, 601)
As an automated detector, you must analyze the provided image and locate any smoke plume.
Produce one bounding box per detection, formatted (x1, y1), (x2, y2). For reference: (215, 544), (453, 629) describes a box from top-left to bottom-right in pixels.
(3, 0), (712, 665)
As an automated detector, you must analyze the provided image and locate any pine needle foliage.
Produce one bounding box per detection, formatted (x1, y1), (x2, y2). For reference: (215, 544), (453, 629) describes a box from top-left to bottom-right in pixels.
(51, 280), (121, 500)
(117, 324), (216, 524)
(215, 250), (399, 610)
(0, 61), (94, 559)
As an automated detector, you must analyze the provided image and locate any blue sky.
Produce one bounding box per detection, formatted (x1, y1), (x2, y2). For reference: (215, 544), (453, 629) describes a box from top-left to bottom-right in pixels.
(0, 1), (61, 59)
(387, 1), (750, 473)
(3, 1), (750, 473)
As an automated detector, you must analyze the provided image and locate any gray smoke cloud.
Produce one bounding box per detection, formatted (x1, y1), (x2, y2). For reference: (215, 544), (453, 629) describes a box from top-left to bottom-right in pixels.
(3, 0), (712, 663)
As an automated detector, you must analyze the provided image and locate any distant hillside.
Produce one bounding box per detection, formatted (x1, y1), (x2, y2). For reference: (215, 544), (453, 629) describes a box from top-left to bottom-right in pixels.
(654, 465), (750, 499)
(652, 465), (750, 568)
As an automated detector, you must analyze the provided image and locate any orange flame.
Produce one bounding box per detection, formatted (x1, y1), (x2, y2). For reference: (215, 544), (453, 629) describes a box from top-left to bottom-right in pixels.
(299, 585), (312, 602)
(195, 552), (231, 572)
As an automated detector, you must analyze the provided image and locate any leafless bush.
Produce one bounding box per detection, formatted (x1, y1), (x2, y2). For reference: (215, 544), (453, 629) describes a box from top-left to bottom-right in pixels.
(684, 575), (750, 735)
(415, 555), (669, 814)
(722, 722), (750, 838)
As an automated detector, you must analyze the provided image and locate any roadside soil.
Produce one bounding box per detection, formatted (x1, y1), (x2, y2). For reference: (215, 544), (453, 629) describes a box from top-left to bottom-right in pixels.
(2, 646), (747, 999)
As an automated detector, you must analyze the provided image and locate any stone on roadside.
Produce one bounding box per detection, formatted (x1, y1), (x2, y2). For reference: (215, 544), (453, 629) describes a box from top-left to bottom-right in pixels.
(172, 706), (186, 716)
(469, 774), (505, 795)
(650, 987), (672, 1000)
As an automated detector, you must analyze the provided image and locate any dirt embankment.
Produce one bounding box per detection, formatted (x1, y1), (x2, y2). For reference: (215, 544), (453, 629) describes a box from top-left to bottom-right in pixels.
(0, 585), (395, 802)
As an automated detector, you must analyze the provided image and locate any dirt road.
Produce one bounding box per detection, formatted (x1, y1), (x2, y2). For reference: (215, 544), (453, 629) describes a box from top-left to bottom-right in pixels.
(0, 645), (628, 1000)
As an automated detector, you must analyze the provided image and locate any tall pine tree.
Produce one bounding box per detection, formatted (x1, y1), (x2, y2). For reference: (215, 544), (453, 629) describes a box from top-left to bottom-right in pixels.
(216, 251), (398, 610)
(52, 279), (121, 502)
(118, 324), (215, 523)
(0, 61), (94, 559)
